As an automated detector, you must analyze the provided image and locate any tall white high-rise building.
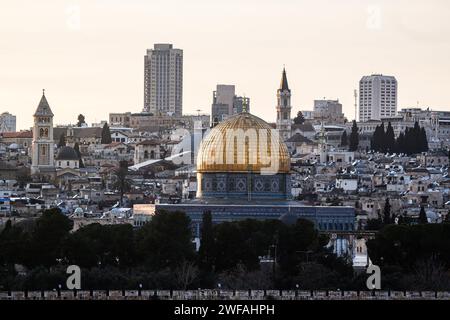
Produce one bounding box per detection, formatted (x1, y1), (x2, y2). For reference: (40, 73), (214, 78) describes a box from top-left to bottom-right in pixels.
(0, 112), (16, 132)
(143, 44), (183, 116)
(359, 74), (397, 122)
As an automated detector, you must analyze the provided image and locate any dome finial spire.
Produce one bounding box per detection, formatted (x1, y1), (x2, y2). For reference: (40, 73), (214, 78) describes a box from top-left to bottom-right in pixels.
(42, 88), (45, 96)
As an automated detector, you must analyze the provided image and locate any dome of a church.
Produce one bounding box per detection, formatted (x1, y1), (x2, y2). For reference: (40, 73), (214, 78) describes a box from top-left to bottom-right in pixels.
(56, 146), (79, 161)
(197, 112), (290, 174)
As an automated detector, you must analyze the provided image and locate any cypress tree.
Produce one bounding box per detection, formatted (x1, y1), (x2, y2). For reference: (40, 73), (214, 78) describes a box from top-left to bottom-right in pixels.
(385, 122), (395, 153)
(396, 132), (405, 154)
(57, 133), (66, 148)
(198, 211), (215, 272)
(404, 127), (413, 155)
(349, 120), (359, 151)
(379, 122), (386, 153)
(420, 127), (428, 152)
(418, 206), (428, 224)
(340, 131), (348, 147)
(73, 142), (85, 168)
(101, 122), (112, 144)
(412, 122), (421, 154)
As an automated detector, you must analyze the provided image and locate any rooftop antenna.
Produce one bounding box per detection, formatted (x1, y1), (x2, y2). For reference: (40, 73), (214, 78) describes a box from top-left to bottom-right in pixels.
(354, 89), (358, 121)
(196, 109), (202, 116)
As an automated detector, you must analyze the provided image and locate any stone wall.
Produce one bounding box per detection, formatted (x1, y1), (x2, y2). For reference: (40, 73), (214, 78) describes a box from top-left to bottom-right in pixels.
(0, 290), (449, 300)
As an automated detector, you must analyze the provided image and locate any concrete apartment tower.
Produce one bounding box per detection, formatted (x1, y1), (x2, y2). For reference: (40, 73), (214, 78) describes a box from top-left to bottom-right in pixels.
(31, 90), (55, 176)
(143, 44), (183, 116)
(359, 74), (397, 122)
(276, 68), (292, 141)
(0, 112), (16, 132)
(211, 85), (250, 126)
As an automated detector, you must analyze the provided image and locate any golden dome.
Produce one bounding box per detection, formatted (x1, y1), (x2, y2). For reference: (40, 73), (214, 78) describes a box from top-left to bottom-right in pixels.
(197, 112), (290, 174)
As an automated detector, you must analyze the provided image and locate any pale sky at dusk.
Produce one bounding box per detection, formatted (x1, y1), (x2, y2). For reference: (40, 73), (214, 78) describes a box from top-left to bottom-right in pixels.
(1, 0), (450, 130)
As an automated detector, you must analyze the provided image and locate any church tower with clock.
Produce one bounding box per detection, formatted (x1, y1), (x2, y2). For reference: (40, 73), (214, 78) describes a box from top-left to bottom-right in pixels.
(31, 90), (55, 176)
(276, 67), (292, 141)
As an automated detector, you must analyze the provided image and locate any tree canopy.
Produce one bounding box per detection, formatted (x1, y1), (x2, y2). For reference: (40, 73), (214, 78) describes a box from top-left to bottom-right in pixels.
(371, 121), (428, 155)
(101, 122), (112, 144)
(349, 120), (359, 151)
(77, 114), (86, 127)
(293, 111), (305, 125)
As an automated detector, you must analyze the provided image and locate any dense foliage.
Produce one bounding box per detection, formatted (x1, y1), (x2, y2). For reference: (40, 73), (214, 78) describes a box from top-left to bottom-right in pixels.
(0, 209), (357, 291)
(371, 121), (428, 154)
(2, 209), (449, 291)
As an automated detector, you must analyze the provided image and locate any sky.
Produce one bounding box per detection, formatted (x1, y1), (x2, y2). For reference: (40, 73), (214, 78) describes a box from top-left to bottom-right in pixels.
(1, 0), (450, 130)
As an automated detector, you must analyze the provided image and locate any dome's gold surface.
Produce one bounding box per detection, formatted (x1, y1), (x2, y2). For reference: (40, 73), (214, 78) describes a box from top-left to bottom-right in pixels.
(197, 112), (290, 174)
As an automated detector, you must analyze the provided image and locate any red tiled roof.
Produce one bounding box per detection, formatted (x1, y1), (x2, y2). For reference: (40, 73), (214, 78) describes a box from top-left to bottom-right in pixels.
(1, 131), (33, 138)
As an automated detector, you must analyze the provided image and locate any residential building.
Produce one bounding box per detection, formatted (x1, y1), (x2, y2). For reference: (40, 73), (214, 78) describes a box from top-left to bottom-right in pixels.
(143, 44), (183, 116)
(0, 112), (16, 132)
(359, 74), (397, 122)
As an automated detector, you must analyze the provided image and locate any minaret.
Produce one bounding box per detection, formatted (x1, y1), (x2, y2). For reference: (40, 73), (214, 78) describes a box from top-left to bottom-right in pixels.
(31, 90), (55, 175)
(276, 67), (292, 141)
(318, 121), (327, 163)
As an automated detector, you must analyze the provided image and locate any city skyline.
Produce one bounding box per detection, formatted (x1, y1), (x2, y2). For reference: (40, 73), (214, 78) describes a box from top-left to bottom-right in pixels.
(1, 0), (450, 130)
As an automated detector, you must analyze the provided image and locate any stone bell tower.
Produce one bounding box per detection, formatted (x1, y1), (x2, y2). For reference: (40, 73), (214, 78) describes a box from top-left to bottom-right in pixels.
(276, 67), (292, 141)
(31, 90), (55, 176)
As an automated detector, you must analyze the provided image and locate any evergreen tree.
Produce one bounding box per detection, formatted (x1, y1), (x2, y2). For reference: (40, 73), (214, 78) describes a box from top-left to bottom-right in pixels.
(395, 132), (405, 154)
(418, 206), (428, 224)
(385, 122), (395, 153)
(420, 127), (428, 152)
(101, 122), (112, 144)
(113, 160), (130, 206)
(198, 211), (215, 272)
(73, 142), (85, 168)
(340, 131), (348, 147)
(371, 124), (386, 152)
(412, 122), (421, 154)
(77, 114), (86, 127)
(349, 120), (359, 151)
(383, 198), (391, 225)
(379, 122), (386, 153)
(293, 111), (305, 125)
(57, 133), (66, 148)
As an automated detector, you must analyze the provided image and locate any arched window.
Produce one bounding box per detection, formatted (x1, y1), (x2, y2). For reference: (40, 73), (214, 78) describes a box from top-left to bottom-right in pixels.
(39, 128), (44, 137)
(284, 98), (288, 107)
(144, 150), (149, 159)
(150, 150), (155, 159)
